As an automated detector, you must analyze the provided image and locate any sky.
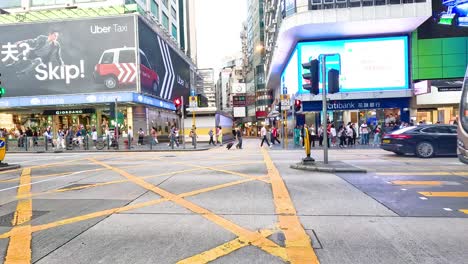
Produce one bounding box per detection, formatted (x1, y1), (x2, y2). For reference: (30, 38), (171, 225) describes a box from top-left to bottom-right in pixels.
(194, 0), (247, 72)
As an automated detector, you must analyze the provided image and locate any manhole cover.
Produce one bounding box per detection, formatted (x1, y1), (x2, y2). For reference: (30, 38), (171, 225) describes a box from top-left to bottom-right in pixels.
(0, 210), (49, 227)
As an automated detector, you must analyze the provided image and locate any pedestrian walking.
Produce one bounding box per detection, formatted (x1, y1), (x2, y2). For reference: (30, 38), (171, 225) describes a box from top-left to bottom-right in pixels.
(360, 123), (369, 145)
(373, 125), (382, 146)
(208, 129), (215, 145)
(294, 126), (300, 146)
(330, 124), (337, 147)
(190, 127), (198, 149)
(217, 126), (223, 146)
(260, 125), (271, 147)
(272, 127), (281, 145)
(235, 127), (243, 149)
(57, 129), (65, 149)
(151, 127), (158, 144)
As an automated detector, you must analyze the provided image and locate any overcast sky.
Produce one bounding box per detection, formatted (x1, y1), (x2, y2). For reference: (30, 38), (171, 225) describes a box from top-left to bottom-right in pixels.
(194, 0), (247, 71)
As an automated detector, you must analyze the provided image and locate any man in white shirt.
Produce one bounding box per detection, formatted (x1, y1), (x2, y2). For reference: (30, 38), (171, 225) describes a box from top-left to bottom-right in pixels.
(260, 125), (271, 147)
(360, 123), (369, 145)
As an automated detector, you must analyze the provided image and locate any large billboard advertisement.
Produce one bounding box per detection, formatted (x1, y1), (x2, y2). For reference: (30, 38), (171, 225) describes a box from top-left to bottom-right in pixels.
(283, 36), (409, 95)
(418, 0), (468, 39)
(0, 16), (137, 97)
(138, 19), (190, 101)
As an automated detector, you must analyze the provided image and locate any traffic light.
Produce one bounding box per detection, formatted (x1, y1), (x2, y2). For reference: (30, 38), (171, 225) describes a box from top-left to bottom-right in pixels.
(294, 99), (302, 112)
(174, 97), (182, 117)
(302, 59), (319, 95)
(328, 69), (340, 94)
(0, 73), (5, 98)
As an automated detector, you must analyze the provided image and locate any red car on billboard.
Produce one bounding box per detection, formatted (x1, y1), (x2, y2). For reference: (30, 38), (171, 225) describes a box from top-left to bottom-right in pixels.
(94, 47), (159, 91)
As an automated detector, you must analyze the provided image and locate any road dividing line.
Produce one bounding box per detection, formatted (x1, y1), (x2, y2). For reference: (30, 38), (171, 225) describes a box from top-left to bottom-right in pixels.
(459, 209), (468, 214)
(261, 148), (320, 264)
(419, 192), (468, 197)
(391, 181), (443, 186)
(5, 168), (33, 264)
(88, 158), (289, 262)
(177, 226), (280, 264)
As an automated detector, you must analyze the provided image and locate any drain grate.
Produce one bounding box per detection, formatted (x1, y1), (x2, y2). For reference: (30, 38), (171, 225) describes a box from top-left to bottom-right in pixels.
(0, 210), (49, 227)
(305, 229), (323, 249)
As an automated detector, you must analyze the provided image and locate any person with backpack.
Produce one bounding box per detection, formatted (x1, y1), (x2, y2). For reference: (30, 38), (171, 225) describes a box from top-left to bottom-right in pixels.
(271, 126), (281, 145)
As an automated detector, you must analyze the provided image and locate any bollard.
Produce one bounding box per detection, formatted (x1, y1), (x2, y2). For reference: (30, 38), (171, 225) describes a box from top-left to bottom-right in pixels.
(150, 137), (153, 150)
(25, 136), (28, 151)
(127, 134), (131, 150)
(45, 137), (48, 151)
(85, 135), (89, 150)
(107, 135), (110, 150)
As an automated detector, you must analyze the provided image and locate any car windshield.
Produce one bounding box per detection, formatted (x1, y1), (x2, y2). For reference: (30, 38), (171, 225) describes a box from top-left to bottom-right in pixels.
(391, 126), (417, 134)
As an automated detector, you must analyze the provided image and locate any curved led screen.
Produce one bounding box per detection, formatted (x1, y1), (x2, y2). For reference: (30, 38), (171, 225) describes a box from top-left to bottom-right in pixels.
(281, 36), (409, 95)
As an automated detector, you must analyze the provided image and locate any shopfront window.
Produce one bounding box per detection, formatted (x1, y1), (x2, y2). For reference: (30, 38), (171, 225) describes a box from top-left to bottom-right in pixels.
(31, 0), (69, 6)
(0, 0), (21, 8)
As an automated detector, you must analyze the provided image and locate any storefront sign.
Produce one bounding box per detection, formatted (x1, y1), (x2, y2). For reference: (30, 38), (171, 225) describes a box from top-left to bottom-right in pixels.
(303, 97), (410, 112)
(438, 87), (462, 92)
(43, 109), (95, 115)
(413, 80), (431, 95)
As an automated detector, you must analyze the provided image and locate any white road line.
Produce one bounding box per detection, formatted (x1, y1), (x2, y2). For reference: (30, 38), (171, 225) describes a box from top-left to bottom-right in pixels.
(419, 197), (428, 200)
(0, 170), (87, 192)
(401, 188), (407, 191)
(443, 208), (453, 211)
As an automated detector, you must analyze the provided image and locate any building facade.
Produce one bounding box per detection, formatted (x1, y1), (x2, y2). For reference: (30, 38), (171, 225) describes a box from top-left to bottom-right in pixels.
(197, 68), (216, 108)
(264, 0), (433, 132)
(0, 1), (196, 137)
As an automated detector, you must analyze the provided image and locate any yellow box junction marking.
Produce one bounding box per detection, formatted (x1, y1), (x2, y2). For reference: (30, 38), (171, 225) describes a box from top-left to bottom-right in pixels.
(88, 158), (289, 262)
(261, 148), (320, 264)
(4, 168), (33, 264)
(177, 226), (280, 264)
(459, 209), (468, 214)
(0, 176), (267, 240)
(419, 192), (468, 198)
(391, 181), (443, 186)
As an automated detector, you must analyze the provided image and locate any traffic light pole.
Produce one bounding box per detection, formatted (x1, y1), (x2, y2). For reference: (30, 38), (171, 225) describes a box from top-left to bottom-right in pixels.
(181, 96), (186, 149)
(321, 55), (328, 164)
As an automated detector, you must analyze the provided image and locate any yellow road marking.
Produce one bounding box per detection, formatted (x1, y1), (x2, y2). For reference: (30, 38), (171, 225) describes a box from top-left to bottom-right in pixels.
(459, 209), (468, 214)
(89, 158), (289, 262)
(261, 148), (319, 264)
(419, 192), (468, 197)
(16, 161), (259, 199)
(376, 172), (468, 176)
(177, 226), (280, 264)
(0, 176), (269, 240)
(391, 181), (443, 186)
(4, 168), (33, 264)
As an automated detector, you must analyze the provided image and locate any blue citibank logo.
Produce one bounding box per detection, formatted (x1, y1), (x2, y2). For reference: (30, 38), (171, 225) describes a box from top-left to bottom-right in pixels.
(0, 140), (5, 148)
(303, 97), (410, 112)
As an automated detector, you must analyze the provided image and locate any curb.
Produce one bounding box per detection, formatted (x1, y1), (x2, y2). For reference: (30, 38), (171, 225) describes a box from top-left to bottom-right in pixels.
(290, 162), (367, 173)
(0, 164), (21, 171)
(6, 148), (212, 154)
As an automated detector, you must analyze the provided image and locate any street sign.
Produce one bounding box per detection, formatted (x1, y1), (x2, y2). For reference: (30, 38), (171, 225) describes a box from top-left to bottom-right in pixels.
(280, 94), (290, 107)
(189, 96), (198, 109)
(0, 138), (6, 161)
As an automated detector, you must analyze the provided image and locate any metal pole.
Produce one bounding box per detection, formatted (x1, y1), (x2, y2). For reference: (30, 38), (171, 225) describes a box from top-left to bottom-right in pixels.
(321, 55), (328, 164)
(181, 96), (186, 149)
(284, 110), (288, 149)
(115, 98), (118, 147)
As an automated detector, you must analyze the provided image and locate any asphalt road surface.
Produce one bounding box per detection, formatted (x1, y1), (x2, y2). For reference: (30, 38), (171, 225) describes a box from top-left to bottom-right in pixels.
(0, 139), (467, 264)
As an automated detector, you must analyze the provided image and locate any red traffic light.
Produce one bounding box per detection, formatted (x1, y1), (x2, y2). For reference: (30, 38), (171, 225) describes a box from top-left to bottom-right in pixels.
(294, 99), (302, 112)
(174, 98), (181, 107)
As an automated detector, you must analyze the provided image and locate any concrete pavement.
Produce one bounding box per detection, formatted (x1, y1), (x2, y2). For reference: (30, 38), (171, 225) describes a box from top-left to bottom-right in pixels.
(0, 139), (466, 263)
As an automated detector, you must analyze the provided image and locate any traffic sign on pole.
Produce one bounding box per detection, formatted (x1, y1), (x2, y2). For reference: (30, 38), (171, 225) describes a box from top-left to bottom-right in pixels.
(280, 94), (290, 107)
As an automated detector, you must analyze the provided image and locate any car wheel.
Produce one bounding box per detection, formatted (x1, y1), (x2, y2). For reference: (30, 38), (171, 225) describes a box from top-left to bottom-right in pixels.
(104, 76), (118, 89)
(416, 142), (435, 158)
(152, 81), (158, 92)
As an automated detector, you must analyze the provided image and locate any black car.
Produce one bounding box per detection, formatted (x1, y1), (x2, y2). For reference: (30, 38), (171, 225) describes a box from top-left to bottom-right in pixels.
(380, 125), (458, 158)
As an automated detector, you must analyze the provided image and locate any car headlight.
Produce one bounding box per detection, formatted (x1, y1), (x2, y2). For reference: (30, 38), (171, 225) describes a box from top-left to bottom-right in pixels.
(458, 139), (465, 148)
